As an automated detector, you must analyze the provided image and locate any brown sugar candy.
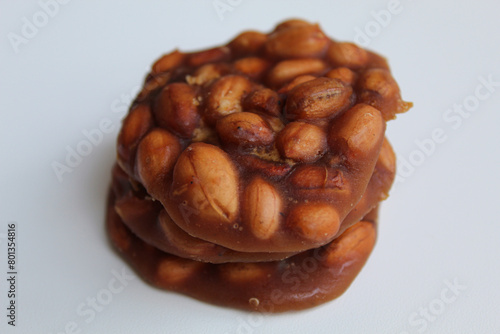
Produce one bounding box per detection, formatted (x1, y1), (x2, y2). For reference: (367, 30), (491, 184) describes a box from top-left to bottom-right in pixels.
(108, 18), (412, 311)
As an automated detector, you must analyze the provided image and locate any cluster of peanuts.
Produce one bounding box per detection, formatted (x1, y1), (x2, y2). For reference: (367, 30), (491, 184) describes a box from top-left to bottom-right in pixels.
(107, 19), (412, 312)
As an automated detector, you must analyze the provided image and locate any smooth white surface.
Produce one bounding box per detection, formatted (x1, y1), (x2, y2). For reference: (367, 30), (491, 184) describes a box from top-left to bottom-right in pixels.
(1, 0), (499, 333)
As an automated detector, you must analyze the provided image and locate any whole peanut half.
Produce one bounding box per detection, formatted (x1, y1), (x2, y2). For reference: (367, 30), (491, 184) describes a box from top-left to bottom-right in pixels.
(357, 68), (413, 120)
(267, 58), (327, 88)
(113, 192), (157, 231)
(205, 75), (253, 123)
(287, 202), (340, 243)
(265, 24), (330, 59)
(284, 77), (352, 120)
(374, 138), (396, 200)
(152, 50), (185, 74)
(171, 142), (240, 224)
(156, 256), (205, 286)
(334, 139), (396, 238)
(288, 165), (346, 198)
(234, 57), (271, 80)
(187, 46), (231, 67)
(328, 103), (385, 158)
(274, 19), (313, 32)
(136, 72), (171, 102)
(216, 112), (274, 148)
(276, 121), (327, 162)
(243, 87), (283, 117)
(154, 82), (199, 138)
(136, 128), (182, 198)
(323, 221), (376, 267)
(327, 42), (369, 69)
(325, 67), (356, 85)
(243, 176), (283, 239)
(219, 263), (268, 283)
(277, 75), (317, 94)
(325, 104), (385, 232)
(367, 50), (390, 69)
(229, 31), (267, 56)
(107, 205), (132, 252)
(116, 104), (153, 176)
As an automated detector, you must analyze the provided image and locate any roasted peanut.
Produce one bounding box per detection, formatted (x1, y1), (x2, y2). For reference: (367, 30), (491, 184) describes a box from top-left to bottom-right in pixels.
(219, 263), (267, 283)
(187, 46), (231, 67)
(325, 67), (356, 85)
(114, 193), (157, 228)
(116, 104), (153, 176)
(378, 138), (396, 178)
(374, 138), (396, 200)
(277, 75), (317, 94)
(323, 221), (375, 266)
(288, 164), (349, 200)
(265, 24), (330, 59)
(172, 142), (239, 224)
(287, 202), (340, 243)
(154, 82), (199, 138)
(242, 87), (283, 117)
(205, 75), (253, 123)
(327, 42), (368, 69)
(152, 50), (185, 74)
(329, 103), (385, 157)
(234, 57), (271, 79)
(216, 112), (274, 148)
(289, 165), (344, 191)
(243, 176), (282, 239)
(107, 209), (131, 252)
(267, 58), (327, 88)
(136, 72), (171, 102)
(367, 50), (390, 69)
(136, 128), (182, 197)
(284, 77), (352, 120)
(274, 19), (313, 32)
(357, 68), (412, 120)
(229, 31), (267, 55)
(157, 256), (204, 286)
(276, 121), (327, 162)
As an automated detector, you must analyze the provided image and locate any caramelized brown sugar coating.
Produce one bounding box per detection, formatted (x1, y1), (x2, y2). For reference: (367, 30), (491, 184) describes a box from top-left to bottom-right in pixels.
(107, 188), (379, 312)
(110, 136), (393, 263)
(115, 18), (411, 253)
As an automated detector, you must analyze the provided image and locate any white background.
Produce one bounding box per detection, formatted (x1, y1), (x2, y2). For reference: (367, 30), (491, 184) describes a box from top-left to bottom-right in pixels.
(1, 0), (499, 333)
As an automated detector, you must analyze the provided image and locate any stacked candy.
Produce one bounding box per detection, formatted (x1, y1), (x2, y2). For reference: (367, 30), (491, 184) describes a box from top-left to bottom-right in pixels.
(106, 19), (412, 312)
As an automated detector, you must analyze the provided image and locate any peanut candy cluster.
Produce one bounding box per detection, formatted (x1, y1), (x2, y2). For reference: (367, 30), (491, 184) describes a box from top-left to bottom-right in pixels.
(107, 18), (411, 312)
